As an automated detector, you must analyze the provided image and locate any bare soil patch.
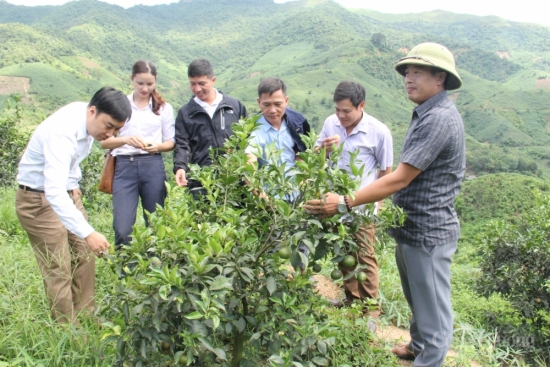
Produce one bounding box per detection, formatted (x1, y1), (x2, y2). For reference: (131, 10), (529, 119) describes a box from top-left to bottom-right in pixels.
(248, 72), (261, 78)
(0, 76), (30, 96)
(311, 274), (342, 300)
(398, 47), (409, 54)
(78, 56), (100, 69)
(313, 274), (482, 366)
(535, 77), (550, 89)
(496, 51), (511, 59)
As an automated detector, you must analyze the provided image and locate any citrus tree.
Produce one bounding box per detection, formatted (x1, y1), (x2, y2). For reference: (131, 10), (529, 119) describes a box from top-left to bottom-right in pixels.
(101, 117), (404, 367)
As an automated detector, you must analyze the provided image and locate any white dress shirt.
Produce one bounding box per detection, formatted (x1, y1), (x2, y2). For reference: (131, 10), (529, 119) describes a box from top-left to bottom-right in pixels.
(316, 112), (393, 214)
(17, 102), (95, 239)
(113, 93), (175, 156)
(194, 88), (223, 118)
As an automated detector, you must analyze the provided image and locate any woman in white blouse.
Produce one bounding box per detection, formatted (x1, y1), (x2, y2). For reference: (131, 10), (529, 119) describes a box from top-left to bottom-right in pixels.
(100, 60), (175, 248)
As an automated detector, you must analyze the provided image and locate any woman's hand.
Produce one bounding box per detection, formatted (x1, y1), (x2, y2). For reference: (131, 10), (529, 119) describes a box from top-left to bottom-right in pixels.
(124, 136), (147, 149)
(142, 143), (160, 154)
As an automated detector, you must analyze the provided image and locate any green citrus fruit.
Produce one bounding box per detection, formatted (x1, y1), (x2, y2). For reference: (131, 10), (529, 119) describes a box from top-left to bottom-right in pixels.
(341, 255), (356, 268)
(330, 269), (343, 280)
(278, 247), (291, 259)
(356, 272), (368, 282)
(178, 354), (189, 365)
(312, 263), (322, 272)
(161, 341), (171, 351)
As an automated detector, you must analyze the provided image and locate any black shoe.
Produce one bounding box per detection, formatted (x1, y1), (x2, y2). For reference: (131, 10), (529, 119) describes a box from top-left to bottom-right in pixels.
(328, 297), (353, 308)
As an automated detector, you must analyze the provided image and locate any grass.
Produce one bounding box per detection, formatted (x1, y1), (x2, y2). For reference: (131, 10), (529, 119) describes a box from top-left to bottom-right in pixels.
(0, 186), (541, 367)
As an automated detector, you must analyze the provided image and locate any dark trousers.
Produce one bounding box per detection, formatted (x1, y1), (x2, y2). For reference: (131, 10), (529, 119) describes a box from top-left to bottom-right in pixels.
(112, 154), (167, 247)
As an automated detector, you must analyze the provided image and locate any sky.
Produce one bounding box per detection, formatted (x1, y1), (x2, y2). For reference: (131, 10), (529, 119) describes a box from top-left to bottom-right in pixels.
(4, 0), (550, 27)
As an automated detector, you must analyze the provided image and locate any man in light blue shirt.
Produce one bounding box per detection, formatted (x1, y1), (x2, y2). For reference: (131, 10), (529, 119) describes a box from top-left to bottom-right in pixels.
(245, 78), (310, 200)
(245, 78), (309, 174)
(245, 77), (310, 266)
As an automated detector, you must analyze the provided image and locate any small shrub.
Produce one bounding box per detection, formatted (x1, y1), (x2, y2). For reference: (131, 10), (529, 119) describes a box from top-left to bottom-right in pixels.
(476, 191), (550, 363)
(101, 117), (405, 366)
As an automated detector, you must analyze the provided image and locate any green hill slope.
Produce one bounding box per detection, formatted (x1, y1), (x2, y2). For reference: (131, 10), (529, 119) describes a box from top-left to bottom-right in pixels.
(1, 0), (550, 179)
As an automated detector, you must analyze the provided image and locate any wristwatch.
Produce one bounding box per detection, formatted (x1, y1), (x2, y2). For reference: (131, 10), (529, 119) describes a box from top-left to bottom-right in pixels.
(337, 195), (348, 214)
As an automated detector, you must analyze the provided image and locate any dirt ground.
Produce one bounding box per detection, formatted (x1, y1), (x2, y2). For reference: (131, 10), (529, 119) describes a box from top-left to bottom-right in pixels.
(0, 76), (30, 95)
(535, 77), (550, 88)
(496, 51), (511, 59)
(311, 274), (481, 367)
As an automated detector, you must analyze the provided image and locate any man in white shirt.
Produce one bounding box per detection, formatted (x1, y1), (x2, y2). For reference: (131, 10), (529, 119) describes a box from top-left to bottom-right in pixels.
(15, 86), (131, 325)
(316, 81), (393, 319)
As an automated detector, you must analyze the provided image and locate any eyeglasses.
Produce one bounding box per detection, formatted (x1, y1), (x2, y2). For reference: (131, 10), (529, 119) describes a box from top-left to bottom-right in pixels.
(397, 55), (435, 66)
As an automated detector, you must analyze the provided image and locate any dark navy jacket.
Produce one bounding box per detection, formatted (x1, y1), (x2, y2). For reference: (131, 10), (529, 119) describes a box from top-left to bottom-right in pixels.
(283, 107), (310, 153)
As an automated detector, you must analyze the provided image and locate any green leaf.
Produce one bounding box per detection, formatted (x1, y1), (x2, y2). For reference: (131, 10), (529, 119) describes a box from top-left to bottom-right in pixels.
(266, 276), (277, 295)
(213, 348), (227, 360)
(211, 315), (220, 330)
(311, 356), (329, 366)
(198, 337), (215, 353)
(234, 317), (246, 333)
(268, 355), (284, 364)
(308, 219), (323, 229)
(317, 340), (327, 354)
(184, 311), (203, 320)
(209, 275), (233, 291)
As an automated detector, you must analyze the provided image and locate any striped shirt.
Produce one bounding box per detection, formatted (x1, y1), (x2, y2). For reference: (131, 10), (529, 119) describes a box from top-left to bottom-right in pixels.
(388, 91), (466, 246)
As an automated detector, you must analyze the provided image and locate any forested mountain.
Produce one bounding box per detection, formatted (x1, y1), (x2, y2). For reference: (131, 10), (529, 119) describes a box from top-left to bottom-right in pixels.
(1, 0), (550, 178)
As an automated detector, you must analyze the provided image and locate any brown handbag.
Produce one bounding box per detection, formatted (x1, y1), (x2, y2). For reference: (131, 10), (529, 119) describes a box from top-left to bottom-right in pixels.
(98, 150), (116, 194)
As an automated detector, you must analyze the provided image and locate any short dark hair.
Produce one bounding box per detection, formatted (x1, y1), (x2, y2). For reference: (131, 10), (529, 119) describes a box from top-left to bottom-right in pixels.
(88, 87), (132, 122)
(430, 67), (449, 89)
(188, 59), (214, 78)
(333, 81), (366, 108)
(257, 77), (286, 98)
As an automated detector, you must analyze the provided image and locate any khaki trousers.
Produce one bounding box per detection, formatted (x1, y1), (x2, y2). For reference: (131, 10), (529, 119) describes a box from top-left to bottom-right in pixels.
(339, 225), (379, 301)
(15, 188), (95, 324)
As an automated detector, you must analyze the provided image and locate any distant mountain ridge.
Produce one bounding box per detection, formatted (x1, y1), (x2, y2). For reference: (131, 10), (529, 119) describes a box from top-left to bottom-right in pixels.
(1, 0), (550, 178)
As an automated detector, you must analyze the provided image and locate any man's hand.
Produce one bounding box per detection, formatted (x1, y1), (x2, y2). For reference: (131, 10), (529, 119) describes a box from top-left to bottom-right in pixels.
(304, 192), (339, 219)
(85, 231), (110, 257)
(320, 134), (341, 153)
(175, 169), (188, 187)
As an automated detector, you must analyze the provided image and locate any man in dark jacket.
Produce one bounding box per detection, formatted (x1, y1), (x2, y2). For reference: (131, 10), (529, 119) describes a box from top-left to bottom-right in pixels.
(174, 59), (247, 189)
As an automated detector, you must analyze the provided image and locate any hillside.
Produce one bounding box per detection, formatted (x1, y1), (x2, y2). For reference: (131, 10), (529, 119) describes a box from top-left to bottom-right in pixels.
(1, 0), (550, 178)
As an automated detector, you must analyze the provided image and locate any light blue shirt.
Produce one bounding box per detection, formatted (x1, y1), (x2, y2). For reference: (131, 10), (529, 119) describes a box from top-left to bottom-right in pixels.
(245, 115), (296, 175)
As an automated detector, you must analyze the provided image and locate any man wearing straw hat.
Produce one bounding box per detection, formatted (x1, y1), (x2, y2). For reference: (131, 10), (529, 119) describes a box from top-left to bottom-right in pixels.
(304, 42), (465, 366)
